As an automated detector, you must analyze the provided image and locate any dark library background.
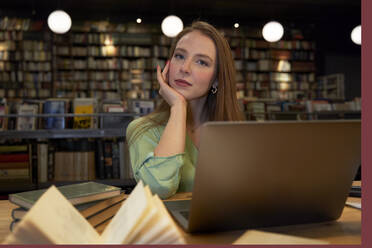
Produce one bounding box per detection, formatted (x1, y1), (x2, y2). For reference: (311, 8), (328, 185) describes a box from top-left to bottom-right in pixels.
(0, 0), (361, 99)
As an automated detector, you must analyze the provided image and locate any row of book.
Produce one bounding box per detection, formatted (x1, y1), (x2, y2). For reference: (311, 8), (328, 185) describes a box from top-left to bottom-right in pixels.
(241, 89), (310, 100)
(0, 144), (31, 182)
(21, 62), (51, 71)
(54, 90), (123, 100)
(55, 58), (164, 71)
(235, 60), (315, 72)
(0, 52), (48, 63)
(58, 33), (154, 45)
(0, 97), (157, 130)
(0, 88), (51, 99)
(243, 98), (362, 114)
(0, 17), (31, 31)
(21, 41), (50, 51)
(55, 46), (153, 58)
(56, 71), (154, 82)
(0, 51), (22, 61)
(0, 30), (24, 40)
(245, 81), (311, 91)
(243, 39), (316, 50)
(0, 139), (134, 183)
(41, 139), (133, 182)
(242, 72), (315, 82)
(54, 31), (170, 45)
(54, 81), (119, 91)
(232, 48), (315, 61)
(0, 72), (52, 83)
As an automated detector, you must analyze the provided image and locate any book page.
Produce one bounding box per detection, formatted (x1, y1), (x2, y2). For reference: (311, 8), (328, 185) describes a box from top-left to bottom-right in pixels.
(100, 181), (150, 244)
(130, 194), (185, 244)
(3, 186), (100, 244)
(123, 186), (158, 243)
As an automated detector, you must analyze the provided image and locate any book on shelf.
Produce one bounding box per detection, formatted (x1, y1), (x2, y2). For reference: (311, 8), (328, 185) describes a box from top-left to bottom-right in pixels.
(53, 151), (95, 181)
(305, 100), (332, 113)
(101, 100), (133, 129)
(37, 143), (48, 183)
(129, 99), (155, 115)
(103, 141), (113, 179)
(52, 139), (96, 182)
(0, 98), (7, 130)
(9, 181), (121, 210)
(3, 181), (185, 244)
(96, 139), (105, 180)
(0, 144), (31, 182)
(16, 103), (39, 130)
(43, 99), (67, 129)
(73, 98), (98, 129)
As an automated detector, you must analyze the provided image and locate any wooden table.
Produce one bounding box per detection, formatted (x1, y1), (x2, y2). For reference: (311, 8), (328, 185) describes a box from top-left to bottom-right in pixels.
(0, 196), (361, 244)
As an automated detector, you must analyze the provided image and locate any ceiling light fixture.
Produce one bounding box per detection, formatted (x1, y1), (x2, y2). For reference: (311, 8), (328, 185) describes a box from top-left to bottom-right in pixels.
(262, 21), (284, 42)
(161, 15), (183, 38)
(47, 10), (72, 34)
(351, 25), (361, 45)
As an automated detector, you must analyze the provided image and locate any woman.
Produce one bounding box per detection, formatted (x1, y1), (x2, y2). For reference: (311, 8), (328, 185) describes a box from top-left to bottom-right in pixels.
(127, 21), (245, 198)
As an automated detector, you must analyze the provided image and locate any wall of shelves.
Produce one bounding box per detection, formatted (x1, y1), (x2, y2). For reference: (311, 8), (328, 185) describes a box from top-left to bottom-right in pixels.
(228, 35), (317, 101)
(0, 18), (326, 104)
(0, 112), (138, 194)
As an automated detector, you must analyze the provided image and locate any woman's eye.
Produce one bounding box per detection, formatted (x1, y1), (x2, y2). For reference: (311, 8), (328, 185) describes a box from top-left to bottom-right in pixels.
(174, 53), (184, 60)
(197, 60), (209, 66)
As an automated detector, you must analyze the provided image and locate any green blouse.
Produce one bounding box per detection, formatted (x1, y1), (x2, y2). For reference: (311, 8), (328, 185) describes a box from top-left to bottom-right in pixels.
(126, 116), (198, 199)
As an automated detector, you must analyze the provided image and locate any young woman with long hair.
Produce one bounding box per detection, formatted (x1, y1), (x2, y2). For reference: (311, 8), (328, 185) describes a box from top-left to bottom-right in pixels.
(127, 21), (245, 198)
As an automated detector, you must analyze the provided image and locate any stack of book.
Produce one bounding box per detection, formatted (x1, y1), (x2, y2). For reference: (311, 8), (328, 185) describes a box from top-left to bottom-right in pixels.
(4, 181), (185, 244)
(8, 182), (124, 232)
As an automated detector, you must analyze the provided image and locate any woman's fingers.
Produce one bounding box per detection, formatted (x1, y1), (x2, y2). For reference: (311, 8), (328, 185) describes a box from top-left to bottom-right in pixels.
(157, 65), (166, 86)
(162, 60), (169, 82)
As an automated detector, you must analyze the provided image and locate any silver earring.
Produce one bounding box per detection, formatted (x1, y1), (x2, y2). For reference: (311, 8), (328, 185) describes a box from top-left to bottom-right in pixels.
(211, 85), (218, 94)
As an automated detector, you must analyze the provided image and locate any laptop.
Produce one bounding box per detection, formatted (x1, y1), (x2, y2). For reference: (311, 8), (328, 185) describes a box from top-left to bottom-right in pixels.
(165, 120), (361, 233)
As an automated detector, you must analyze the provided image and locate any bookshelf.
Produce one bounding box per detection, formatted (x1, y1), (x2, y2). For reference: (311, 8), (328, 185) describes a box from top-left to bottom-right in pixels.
(0, 112), (139, 194)
(228, 35), (317, 102)
(1, 17), (329, 106)
(53, 31), (168, 101)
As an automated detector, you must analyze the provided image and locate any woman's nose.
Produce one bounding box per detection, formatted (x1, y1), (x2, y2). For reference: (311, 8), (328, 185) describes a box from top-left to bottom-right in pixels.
(180, 59), (191, 74)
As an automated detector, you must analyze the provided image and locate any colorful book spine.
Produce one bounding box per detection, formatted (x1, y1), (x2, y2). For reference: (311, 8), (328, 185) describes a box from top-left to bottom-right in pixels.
(43, 100), (66, 129)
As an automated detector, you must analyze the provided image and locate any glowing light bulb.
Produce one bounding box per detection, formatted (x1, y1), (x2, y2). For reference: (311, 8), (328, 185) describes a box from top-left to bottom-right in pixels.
(161, 15), (183, 38)
(47, 10), (72, 34)
(351, 25), (361, 45)
(262, 21), (284, 42)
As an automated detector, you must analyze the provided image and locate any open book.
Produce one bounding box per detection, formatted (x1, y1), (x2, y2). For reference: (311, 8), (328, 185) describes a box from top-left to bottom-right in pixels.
(3, 181), (185, 244)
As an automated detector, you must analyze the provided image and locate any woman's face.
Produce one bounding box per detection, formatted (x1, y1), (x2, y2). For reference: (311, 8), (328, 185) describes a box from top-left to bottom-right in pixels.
(168, 31), (217, 100)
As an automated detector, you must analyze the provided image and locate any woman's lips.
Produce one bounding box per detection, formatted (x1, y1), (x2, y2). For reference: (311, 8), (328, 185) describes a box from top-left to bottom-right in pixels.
(174, 79), (192, 87)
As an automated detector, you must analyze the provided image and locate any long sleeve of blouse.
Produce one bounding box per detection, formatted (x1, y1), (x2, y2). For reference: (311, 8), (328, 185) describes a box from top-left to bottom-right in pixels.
(126, 118), (186, 199)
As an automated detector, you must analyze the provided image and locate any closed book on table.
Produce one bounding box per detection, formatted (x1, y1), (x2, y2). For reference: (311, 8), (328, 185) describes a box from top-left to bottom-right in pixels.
(9, 181), (121, 209)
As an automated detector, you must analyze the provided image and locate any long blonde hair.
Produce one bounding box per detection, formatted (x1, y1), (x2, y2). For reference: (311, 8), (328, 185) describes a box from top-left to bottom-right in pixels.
(128, 21), (245, 144)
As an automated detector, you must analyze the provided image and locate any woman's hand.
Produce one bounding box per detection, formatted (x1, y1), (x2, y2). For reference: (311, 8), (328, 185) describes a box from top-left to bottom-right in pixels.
(157, 61), (186, 108)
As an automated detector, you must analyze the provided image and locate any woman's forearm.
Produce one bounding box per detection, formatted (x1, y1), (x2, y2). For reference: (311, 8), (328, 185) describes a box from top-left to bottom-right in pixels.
(154, 103), (187, 157)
